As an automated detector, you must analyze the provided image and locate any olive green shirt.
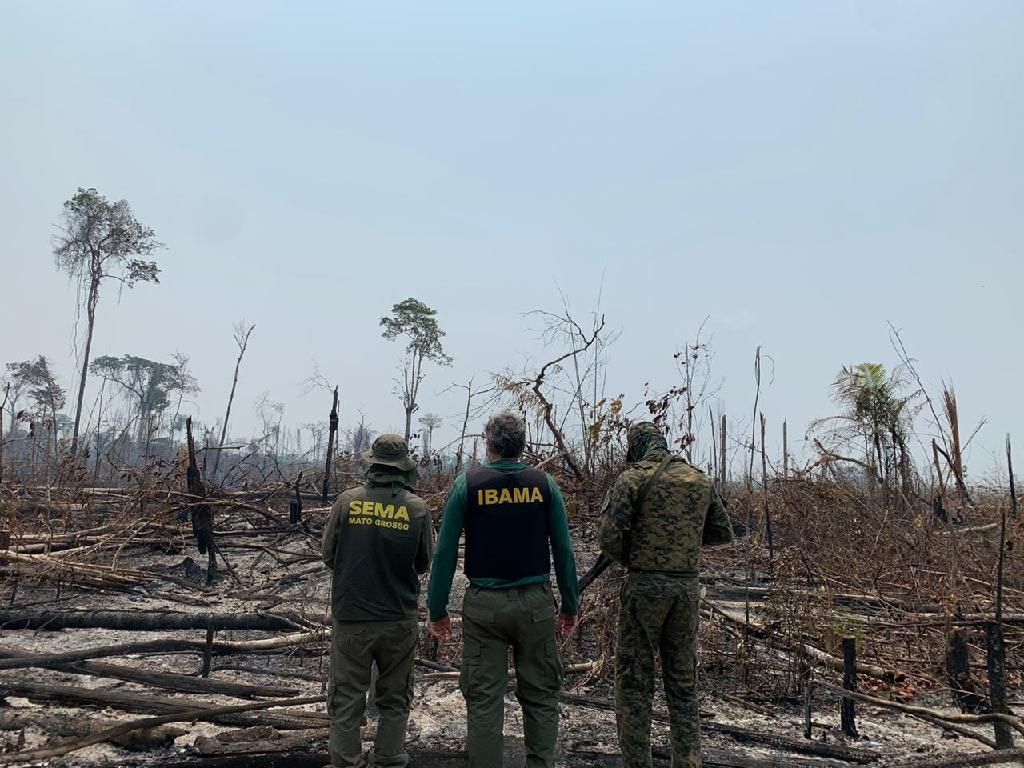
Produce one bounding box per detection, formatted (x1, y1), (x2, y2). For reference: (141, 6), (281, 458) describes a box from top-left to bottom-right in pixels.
(323, 471), (434, 622)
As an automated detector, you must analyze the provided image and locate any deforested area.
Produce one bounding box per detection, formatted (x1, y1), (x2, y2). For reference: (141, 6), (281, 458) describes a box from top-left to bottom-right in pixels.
(2, 278), (1023, 767)
(4, 5), (1023, 768)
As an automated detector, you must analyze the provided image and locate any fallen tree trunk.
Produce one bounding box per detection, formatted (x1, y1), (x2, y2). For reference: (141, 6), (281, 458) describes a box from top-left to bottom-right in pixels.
(0, 550), (151, 590)
(572, 743), (852, 768)
(0, 693), (323, 765)
(705, 600), (904, 682)
(0, 630), (328, 671)
(0, 647), (297, 698)
(816, 682), (1024, 739)
(3, 743), (853, 768)
(0, 609), (304, 632)
(0, 681), (325, 733)
(558, 692), (878, 764)
(884, 747), (1024, 768)
(906, 712), (997, 749)
(0, 710), (186, 751)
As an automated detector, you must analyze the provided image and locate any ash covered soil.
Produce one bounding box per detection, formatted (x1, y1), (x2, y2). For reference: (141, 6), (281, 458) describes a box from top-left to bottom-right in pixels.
(0, 516), (1018, 768)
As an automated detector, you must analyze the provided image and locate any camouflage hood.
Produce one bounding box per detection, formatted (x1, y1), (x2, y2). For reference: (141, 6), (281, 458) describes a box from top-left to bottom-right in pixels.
(365, 465), (418, 492)
(626, 422), (669, 463)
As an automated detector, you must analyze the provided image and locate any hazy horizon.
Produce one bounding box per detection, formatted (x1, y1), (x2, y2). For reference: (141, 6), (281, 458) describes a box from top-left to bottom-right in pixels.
(3, 2), (1021, 480)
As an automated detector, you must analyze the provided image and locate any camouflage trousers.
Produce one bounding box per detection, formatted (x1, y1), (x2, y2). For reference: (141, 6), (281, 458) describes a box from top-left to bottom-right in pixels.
(615, 572), (701, 768)
(328, 619), (417, 768)
(460, 582), (563, 768)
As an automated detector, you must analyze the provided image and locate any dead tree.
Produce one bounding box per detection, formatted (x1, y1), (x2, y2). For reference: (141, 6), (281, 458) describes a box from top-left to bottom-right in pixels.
(0, 381), (8, 485)
(496, 314), (607, 485)
(322, 386), (339, 504)
(760, 412), (774, 567)
(442, 377), (495, 471)
(211, 322), (255, 482)
(986, 433), (1016, 748)
(186, 416), (216, 584)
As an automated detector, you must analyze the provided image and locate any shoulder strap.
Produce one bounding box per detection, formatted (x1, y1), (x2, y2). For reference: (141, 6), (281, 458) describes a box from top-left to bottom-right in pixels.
(637, 454), (673, 510)
(624, 453), (673, 566)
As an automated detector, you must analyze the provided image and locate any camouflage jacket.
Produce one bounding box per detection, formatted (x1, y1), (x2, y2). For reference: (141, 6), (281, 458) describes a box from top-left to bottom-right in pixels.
(597, 451), (734, 574)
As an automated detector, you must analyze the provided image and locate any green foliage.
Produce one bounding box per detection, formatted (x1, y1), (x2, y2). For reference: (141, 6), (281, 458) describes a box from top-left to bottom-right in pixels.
(814, 361), (919, 494)
(90, 353), (198, 420)
(5, 357), (66, 419)
(831, 363), (914, 447)
(380, 298), (453, 367)
(54, 187), (162, 286)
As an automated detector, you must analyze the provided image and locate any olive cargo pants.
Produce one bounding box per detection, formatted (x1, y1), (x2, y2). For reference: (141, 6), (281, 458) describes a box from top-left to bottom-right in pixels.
(329, 619), (417, 768)
(460, 583), (563, 768)
(615, 573), (701, 768)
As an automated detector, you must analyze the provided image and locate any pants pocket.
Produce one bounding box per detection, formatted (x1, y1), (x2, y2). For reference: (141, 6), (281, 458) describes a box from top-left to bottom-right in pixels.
(459, 636), (481, 699)
(545, 637), (563, 688)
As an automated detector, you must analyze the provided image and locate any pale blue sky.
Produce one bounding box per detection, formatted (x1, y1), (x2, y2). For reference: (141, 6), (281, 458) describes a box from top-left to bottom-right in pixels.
(2, 2), (1021, 476)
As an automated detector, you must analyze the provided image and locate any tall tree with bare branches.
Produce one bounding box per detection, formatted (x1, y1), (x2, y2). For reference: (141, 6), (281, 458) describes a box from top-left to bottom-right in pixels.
(212, 322), (255, 481)
(53, 188), (162, 456)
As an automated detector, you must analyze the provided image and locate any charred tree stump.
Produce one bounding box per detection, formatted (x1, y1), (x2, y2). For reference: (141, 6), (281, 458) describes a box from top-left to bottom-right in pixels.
(986, 621), (1013, 748)
(186, 417), (216, 584)
(321, 387), (339, 505)
(841, 637), (858, 739)
(202, 624), (216, 679)
(947, 628), (985, 713)
(801, 658), (812, 740)
(290, 471), (303, 525)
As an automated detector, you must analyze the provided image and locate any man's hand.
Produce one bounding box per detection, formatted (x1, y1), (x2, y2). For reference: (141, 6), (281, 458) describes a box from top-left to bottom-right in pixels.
(427, 617), (452, 642)
(557, 612), (578, 638)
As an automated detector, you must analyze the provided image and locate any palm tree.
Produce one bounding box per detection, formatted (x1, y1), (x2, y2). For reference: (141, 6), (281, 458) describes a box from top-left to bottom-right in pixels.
(418, 413), (443, 456)
(813, 363), (917, 496)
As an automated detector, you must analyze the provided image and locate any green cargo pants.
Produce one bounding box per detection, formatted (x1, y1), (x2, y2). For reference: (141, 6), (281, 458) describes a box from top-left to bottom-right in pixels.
(460, 582), (562, 768)
(615, 572), (701, 768)
(329, 619), (417, 768)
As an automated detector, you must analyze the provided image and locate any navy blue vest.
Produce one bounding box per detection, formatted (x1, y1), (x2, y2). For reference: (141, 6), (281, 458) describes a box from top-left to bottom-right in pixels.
(464, 467), (551, 580)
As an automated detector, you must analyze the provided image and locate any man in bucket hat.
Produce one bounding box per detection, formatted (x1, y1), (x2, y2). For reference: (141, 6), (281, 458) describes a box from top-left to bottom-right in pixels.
(322, 434), (434, 767)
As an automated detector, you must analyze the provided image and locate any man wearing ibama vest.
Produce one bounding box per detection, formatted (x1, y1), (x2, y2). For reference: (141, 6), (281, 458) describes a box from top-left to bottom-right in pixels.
(427, 411), (579, 768)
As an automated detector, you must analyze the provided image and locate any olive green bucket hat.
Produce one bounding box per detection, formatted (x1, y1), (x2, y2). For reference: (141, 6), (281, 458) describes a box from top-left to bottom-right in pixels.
(361, 433), (417, 472)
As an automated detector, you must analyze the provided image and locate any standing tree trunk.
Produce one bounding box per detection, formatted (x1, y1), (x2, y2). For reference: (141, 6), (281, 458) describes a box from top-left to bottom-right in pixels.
(70, 280), (99, 456)
(0, 383), (8, 485)
(211, 323), (254, 482)
(783, 420), (789, 479)
(455, 378), (474, 472)
(761, 412), (774, 568)
(720, 413), (727, 487)
(186, 417), (215, 584)
(402, 348), (425, 443)
(986, 434), (1016, 748)
(322, 387), (339, 504)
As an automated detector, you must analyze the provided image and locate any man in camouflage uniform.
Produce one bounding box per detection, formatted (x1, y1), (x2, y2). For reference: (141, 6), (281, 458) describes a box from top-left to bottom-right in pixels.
(322, 434), (434, 768)
(597, 422), (734, 768)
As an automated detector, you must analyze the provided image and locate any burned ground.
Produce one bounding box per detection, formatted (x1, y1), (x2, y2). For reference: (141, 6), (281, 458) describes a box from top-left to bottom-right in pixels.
(1, 471), (1023, 768)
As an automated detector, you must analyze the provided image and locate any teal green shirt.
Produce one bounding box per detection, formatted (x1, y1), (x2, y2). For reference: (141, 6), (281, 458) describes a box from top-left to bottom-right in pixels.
(427, 460), (579, 620)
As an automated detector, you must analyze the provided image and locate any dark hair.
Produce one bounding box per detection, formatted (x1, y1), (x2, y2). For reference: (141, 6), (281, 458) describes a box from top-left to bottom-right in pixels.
(484, 411), (527, 459)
